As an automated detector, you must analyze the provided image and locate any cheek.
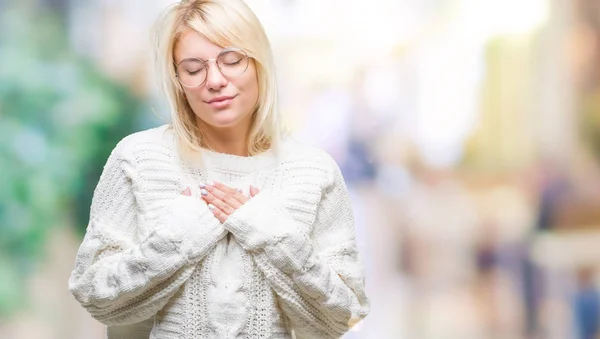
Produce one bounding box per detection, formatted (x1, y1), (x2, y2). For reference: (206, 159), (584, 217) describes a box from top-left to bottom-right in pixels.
(182, 88), (206, 113)
(240, 70), (259, 104)
(183, 87), (202, 102)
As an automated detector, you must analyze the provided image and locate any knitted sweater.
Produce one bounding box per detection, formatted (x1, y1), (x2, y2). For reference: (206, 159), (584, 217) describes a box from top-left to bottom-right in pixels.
(68, 125), (370, 339)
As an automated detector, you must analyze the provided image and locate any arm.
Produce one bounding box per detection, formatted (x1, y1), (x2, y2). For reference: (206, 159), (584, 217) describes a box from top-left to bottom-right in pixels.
(68, 141), (226, 326)
(224, 159), (370, 338)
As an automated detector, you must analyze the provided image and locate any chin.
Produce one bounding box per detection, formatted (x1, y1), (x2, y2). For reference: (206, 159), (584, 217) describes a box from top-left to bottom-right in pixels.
(210, 120), (240, 128)
(206, 112), (245, 128)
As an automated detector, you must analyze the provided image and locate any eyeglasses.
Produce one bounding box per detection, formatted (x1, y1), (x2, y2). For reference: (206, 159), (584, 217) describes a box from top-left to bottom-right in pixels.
(175, 47), (250, 88)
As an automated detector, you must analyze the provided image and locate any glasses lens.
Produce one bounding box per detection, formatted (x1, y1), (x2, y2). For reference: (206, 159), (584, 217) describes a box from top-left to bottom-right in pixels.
(217, 49), (248, 77)
(177, 59), (206, 87)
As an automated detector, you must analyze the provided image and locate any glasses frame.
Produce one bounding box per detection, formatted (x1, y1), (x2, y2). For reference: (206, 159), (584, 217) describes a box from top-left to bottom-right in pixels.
(174, 46), (251, 88)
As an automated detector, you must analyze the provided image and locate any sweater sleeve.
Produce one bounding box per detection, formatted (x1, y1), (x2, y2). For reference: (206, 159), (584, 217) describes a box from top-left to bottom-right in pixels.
(223, 157), (370, 338)
(68, 141), (227, 326)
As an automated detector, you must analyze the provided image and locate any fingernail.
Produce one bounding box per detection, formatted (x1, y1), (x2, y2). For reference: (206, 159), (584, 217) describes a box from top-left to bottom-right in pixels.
(236, 188), (243, 193)
(208, 204), (215, 210)
(199, 183), (206, 189)
(201, 189), (208, 196)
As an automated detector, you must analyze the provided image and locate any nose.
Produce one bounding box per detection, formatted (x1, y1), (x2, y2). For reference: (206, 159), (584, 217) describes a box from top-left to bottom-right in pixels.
(205, 60), (227, 91)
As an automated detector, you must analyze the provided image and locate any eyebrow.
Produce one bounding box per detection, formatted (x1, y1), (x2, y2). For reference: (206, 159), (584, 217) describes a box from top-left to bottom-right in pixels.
(175, 47), (247, 66)
(177, 57), (207, 64)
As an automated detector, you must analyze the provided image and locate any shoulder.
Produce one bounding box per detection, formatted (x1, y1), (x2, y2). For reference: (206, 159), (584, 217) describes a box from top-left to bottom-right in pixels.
(110, 124), (176, 164)
(278, 137), (344, 190)
(273, 137), (351, 230)
(281, 137), (339, 169)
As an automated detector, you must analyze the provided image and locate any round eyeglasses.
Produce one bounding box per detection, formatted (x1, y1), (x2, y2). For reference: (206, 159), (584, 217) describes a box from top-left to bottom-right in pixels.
(175, 47), (250, 88)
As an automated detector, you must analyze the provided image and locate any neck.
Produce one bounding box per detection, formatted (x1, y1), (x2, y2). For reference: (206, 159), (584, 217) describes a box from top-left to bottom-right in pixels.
(197, 118), (251, 156)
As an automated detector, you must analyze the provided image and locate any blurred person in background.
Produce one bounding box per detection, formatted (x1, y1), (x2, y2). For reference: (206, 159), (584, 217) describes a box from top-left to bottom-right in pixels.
(66, 0), (370, 338)
(573, 267), (600, 339)
(523, 159), (570, 338)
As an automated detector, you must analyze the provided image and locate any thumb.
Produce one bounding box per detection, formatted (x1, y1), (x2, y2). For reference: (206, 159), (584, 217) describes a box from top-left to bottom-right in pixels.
(181, 187), (192, 196)
(249, 185), (260, 197)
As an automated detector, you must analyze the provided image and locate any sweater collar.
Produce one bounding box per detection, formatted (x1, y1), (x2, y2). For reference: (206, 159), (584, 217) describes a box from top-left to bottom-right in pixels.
(200, 143), (282, 174)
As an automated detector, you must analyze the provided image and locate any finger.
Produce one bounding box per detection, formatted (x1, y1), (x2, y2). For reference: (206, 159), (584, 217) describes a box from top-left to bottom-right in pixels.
(207, 204), (227, 223)
(250, 185), (260, 197)
(212, 181), (250, 203)
(181, 187), (191, 196)
(209, 181), (250, 204)
(201, 188), (236, 216)
(203, 183), (246, 208)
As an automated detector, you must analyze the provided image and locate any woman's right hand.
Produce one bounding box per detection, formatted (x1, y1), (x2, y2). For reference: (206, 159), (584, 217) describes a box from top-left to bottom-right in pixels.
(180, 185), (259, 202)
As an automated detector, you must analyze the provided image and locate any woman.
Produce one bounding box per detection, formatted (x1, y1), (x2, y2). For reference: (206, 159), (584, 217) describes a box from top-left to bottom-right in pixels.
(68, 0), (370, 338)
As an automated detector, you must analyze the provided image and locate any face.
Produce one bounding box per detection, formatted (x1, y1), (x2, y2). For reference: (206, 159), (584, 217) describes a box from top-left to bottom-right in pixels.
(174, 28), (259, 132)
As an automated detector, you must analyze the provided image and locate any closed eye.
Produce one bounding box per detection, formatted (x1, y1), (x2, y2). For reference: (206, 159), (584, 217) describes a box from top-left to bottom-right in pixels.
(187, 69), (204, 76)
(223, 60), (242, 66)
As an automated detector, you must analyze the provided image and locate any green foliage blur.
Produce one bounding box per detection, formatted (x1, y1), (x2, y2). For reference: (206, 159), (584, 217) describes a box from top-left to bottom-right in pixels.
(581, 91), (600, 160)
(0, 3), (146, 317)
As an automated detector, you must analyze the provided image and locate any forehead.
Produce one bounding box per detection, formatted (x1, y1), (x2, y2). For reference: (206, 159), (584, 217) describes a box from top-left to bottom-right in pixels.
(173, 28), (224, 63)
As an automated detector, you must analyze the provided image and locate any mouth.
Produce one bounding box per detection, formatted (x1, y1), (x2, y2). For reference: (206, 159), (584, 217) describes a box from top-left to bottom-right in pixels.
(205, 95), (237, 109)
(206, 95), (237, 104)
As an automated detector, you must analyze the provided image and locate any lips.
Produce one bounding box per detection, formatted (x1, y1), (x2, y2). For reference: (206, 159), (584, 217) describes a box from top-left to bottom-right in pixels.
(205, 95), (236, 104)
(204, 95), (237, 109)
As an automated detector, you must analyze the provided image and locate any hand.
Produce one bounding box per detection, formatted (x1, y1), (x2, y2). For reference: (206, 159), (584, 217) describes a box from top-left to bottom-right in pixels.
(180, 187), (208, 205)
(200, 182), (260, 223)
(181, 187), (193, 196)
(181, 186), (206, 209)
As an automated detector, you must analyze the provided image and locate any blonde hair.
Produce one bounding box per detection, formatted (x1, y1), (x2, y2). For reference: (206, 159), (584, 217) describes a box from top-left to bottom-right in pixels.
(153, 0), (282, 156)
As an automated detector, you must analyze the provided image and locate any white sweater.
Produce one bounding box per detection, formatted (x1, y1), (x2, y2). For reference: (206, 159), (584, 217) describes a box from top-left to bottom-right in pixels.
(68, 125), (370, 339)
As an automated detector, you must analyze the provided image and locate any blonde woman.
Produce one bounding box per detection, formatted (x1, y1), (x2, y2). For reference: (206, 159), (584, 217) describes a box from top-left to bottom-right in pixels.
(68, 0), (370, 338)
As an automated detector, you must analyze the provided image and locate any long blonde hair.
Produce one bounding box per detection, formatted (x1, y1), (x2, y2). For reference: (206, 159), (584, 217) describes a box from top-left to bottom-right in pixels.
(154, 0), (282, 156)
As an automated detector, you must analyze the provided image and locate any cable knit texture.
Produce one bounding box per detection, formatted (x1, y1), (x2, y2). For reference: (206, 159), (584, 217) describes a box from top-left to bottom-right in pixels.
(68, 125), (370, 339)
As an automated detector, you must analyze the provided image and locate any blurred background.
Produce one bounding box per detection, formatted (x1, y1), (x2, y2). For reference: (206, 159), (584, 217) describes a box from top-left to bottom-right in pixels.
(1, 0), (600, 338)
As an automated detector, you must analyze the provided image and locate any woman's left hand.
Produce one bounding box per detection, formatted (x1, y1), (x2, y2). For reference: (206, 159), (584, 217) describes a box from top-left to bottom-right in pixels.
(201, 182), (260, 223)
